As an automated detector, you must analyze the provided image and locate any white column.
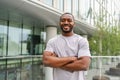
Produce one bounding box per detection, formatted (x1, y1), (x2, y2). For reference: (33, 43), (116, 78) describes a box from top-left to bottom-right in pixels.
(46, 26), (57, 41)
(44, 25), (57, 80)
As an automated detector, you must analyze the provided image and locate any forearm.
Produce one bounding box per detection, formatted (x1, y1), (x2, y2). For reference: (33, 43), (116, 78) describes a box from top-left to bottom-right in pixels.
(43, 56), (77, 68)
(61, 57), (91, 72)
(61, 60), (86, 72)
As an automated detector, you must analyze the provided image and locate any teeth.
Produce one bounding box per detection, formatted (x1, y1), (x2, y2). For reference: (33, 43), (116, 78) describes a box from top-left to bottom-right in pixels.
(63, 26), (69, 30)
(64, 27), (68, 28)
(64, 26), (69, 28)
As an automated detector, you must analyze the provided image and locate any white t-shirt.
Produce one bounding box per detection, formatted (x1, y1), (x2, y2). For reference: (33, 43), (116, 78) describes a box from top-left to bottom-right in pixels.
(45, 34), (91, 80)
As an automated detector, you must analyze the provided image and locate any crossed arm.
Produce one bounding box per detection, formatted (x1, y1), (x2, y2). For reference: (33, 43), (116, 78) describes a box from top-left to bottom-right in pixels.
(61, 56), (91, 72)
(42, 51), (91, 72)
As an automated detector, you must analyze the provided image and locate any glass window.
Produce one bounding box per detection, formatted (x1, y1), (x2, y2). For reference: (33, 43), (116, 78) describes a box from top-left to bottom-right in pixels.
(8, 22), (22, 56)
(0, 20), (7, 57)
(0, 59), (6, 80)
(91, 0), (100, 16)
(84, 0), (94, 25)
(34, 27), (42, 55)
(32, 57), (44, 80)
(21, 58), (32, 80)
(80, 0), (91, 20)
(7, 59), (21, 80)
(39, 31), (46, 54)
(107, 0), (112, 14)
(64, 0), (72, 13)
(43, 0), (53, 6)
(73, 0), (79, 18)
(58, 0), (64, 11)
(21, 25), (32, 55)
(22, 25), (42, 55)
(22, 25), (43, 55)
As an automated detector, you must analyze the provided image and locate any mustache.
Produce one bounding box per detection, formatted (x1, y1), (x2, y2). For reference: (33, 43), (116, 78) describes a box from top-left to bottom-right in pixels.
(62, 24), (70, 26)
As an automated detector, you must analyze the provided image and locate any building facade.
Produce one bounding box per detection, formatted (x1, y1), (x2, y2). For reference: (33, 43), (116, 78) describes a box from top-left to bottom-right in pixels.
(0, 0), (119, 80)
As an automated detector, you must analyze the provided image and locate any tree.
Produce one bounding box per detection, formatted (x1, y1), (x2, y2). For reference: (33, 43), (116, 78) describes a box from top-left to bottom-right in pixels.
(88, 4), (120, 56)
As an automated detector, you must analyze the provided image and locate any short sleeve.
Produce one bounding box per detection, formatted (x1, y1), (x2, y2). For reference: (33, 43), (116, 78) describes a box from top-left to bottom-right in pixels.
(44, 40), (54, 53)
(78, 38), (91, 58)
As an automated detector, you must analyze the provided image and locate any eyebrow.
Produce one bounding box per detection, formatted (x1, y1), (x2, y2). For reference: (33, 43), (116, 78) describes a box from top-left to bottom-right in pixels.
(60, 16), (74, 21)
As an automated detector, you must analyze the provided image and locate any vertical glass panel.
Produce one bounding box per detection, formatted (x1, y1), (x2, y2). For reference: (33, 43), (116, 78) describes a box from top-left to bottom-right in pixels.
(22, 25), (32, 55)
(65, 0), (72, 13)
(44, 0), (53, 6)
(107, 0), (112, 14)
(0, 59), (6, 80)
(7, 58), (21, 80)
(85, 0), (94, 25)
(8, 22), (22, 56)
(58, 0), (64, 11)
(94, 1), (100, 16)
(114, 0), (120, 21)
(80, 0), (90, 20)
(21, 58), (32, 80)
(32, 57), (43, 80)
(0, 20), (7, 56)
(39, 31), (46, 54)
(73, 0), (79, 18)
(22, 24), (45, 55)
(32, 27), (41, 55)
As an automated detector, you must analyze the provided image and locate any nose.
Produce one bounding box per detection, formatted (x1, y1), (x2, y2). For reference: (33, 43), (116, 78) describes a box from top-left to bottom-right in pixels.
(64, 20), (69, 24)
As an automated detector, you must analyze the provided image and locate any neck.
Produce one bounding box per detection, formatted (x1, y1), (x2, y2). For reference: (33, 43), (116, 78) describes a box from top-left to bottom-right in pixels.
(62, 31), (74, 37)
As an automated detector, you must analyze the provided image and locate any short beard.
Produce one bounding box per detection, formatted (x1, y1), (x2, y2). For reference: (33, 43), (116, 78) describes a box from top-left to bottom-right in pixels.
(61, 27), (73, 33)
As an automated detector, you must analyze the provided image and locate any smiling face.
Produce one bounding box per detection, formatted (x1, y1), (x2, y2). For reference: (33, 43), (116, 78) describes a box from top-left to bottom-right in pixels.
(60, 13), (75, 34)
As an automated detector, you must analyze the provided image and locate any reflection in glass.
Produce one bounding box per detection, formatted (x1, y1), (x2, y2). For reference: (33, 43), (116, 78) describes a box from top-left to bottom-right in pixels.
(0, 59), (6, 80)
(58, 0), (64, 11)
(0, 20), (7, 57)
(32, 57), (44, 80)
(21, 58), (32, 80)
(26, 35), (40, 55)
(65, 0), (72, 13)
(79, 0), (90, 20)
(7, 59), (21, 80)
(22, 25), (31, 55)
(44, 0), (53, 6)
(8, 22), (22, 56)
(73, 0), (79, 18)
(39, 31), (46, 54)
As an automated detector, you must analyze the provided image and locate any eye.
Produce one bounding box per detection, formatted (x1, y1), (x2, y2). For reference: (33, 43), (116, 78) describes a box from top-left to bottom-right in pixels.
(60, 18), (73, 23)
(67, 19), (72, 22)
(61, 19), (65, 22)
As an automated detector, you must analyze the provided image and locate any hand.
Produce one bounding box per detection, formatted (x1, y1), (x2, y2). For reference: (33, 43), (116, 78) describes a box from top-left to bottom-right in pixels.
(68, 56), (77, 62)
(50, 52), (58, 57)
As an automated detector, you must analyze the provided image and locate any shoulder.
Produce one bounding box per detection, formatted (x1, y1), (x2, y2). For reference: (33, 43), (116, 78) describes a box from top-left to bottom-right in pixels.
(74, 34), (88, 43)
(74, 34), (84, 40)
(47, 35), (61, 43)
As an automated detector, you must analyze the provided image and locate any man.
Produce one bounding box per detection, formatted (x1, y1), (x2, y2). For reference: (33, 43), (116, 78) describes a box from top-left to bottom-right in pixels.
(43, 13), (91, 80)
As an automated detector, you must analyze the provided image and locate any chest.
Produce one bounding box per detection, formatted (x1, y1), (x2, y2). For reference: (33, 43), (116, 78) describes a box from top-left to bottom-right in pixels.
(53, 37), (80, 57)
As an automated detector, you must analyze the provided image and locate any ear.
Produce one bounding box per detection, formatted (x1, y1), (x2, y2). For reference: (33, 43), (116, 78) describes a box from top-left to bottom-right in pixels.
(73, 22), (75, 26)
(59, 22), (61, 26)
